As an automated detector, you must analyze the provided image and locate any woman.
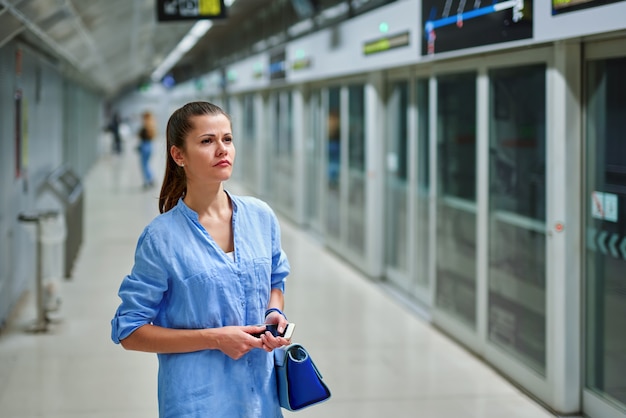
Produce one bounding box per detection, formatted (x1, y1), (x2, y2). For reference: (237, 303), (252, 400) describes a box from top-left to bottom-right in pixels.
(111, 102), (291, 417)
(138, 110), (157, 188)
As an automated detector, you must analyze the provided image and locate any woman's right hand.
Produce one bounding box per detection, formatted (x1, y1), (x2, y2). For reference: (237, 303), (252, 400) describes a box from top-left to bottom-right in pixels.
(213, 325), (265, 359)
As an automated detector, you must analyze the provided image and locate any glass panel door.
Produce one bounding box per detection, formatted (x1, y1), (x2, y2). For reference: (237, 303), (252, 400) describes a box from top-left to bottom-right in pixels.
(270, 91), (294, 214)
(487, 64), (547, 375)
(323, 83), (367, 263)
(241, 94), (257, 187)
(346, 84), (366, 257)
(385, 80), (410, 287)
(385, 77), (431, 301)
(325, 87), (341, 240)
(415, 78), (431, 291)
(306, 90), (324, 234)
(435, 72), (478, 328)
(585, 56), (626, 414)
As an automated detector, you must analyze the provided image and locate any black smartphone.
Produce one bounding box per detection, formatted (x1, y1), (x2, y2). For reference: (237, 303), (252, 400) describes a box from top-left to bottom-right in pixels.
(252, 323), (296, 339)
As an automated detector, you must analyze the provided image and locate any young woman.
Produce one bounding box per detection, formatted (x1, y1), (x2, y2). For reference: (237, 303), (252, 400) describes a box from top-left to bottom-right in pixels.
(111, 101), (291, 417)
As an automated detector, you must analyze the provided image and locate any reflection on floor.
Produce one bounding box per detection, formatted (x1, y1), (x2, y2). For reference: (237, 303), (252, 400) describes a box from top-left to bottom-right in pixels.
(0, 148), (559, 417)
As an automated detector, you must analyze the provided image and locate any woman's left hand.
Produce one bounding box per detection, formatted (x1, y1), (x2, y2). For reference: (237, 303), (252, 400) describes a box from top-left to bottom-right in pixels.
(259, 332), (290, 352)
(260, 312), (290, 351)
(265, 311), (288, 333)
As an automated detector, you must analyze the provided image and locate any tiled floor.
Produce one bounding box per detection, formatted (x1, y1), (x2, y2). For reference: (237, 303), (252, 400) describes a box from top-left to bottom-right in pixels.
(0, 147), (558, 417)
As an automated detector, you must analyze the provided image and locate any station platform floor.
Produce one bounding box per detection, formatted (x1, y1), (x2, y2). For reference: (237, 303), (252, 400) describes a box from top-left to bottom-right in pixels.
(0, 146), (561, 417)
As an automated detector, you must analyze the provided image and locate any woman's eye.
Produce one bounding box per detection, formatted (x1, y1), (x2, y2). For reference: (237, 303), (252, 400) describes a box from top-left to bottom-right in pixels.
(224, 137), (233, 143)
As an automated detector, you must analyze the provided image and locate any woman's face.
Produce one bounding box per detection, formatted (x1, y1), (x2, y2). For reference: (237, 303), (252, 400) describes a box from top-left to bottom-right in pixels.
(173, 113), (236, 185)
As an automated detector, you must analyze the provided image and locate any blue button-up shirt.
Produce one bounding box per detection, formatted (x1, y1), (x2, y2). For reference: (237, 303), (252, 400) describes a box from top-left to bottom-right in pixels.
(111, 193), (289, 417)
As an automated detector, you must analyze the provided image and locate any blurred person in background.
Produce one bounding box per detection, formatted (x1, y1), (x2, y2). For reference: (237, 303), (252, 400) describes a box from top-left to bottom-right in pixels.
(106, 111), (123, 154)
(138, 110), (157, 189)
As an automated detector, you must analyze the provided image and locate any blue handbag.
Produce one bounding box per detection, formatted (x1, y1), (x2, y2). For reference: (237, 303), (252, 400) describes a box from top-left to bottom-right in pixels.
(274, 344), (331, 411)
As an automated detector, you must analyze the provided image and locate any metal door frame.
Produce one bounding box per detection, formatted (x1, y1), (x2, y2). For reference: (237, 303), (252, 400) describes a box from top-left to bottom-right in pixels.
(581, 36), (626, 418)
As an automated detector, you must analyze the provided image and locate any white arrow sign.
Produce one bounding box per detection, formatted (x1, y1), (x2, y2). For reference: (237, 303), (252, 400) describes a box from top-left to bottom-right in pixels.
(597, 230), (608, 255)
(588, 227), (597, 252)
(608, 233), (620, 259)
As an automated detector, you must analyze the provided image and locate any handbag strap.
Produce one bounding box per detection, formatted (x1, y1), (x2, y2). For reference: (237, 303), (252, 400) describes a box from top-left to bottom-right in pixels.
(286, 344), (324, 379)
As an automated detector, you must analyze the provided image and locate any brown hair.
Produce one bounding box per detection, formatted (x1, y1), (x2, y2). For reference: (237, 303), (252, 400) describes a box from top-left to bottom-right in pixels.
(158, 101), (232, 213)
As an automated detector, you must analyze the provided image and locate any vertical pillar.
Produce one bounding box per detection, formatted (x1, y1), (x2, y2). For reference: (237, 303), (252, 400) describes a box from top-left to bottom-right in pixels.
(548, 40), (582, 413)
(365, 72), (385, 278)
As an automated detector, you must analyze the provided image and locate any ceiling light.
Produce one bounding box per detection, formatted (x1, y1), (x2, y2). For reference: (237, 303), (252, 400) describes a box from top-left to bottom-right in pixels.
(151, 20), (213, 82)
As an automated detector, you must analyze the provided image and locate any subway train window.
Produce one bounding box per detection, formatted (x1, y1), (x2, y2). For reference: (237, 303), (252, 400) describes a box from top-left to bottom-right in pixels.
(487, 64), (547, 375)
(435, 72), (478, 328)
(385, 80), (410, 285)
(585, 56), (626, 412)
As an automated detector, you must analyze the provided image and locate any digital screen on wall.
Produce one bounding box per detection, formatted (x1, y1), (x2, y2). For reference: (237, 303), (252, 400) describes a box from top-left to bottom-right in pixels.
(156, 0), (226, 21)
(421, 0), (533, 56)
(552, 0), (625, 14)
(269, 50), (286, 81)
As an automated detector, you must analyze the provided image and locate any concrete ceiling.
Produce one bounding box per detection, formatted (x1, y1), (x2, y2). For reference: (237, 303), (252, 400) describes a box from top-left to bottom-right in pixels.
(0, 0), (273, 97)
(0, 0), (392, 98)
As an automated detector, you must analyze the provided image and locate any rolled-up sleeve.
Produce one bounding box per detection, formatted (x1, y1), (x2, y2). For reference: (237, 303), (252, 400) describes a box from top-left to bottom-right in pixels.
(111, 229), (168, 344)
(270, 212), (290, 293)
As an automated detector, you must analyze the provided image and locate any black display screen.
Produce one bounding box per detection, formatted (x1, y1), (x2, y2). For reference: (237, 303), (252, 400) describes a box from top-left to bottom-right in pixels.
(552, 0), (625, 14)
(421, 0), (533, 56)
(156, 0), (227, 22)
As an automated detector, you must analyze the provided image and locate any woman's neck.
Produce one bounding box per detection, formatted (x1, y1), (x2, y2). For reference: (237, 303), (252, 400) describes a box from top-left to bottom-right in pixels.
(183, 184), (230, 219)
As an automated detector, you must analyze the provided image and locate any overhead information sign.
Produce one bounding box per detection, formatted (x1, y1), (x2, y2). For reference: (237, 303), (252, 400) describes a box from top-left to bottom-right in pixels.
(552, 0), (625, 14)
(363, 31), (410, 56)
(269, 49), (286, 81)
(421, 0), (533, 55)
(156, 0), (227, 21)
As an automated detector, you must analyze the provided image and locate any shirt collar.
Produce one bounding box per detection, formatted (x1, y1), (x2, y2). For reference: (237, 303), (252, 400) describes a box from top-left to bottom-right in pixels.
(175, 190), (237, 221)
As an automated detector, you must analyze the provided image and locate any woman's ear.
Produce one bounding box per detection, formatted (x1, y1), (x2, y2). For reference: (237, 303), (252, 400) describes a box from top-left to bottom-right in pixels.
(170, 145), (184, 167)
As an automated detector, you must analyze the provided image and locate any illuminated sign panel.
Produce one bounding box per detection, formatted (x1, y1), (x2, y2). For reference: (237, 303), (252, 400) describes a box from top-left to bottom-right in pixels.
(552, 0), (625, 14)
(363, 31), (410, 56)
(269, 50), (286, 81)
(292, 58), (312, 70)
(421, 0), (533, 55)
(156, 0), (227, 21)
